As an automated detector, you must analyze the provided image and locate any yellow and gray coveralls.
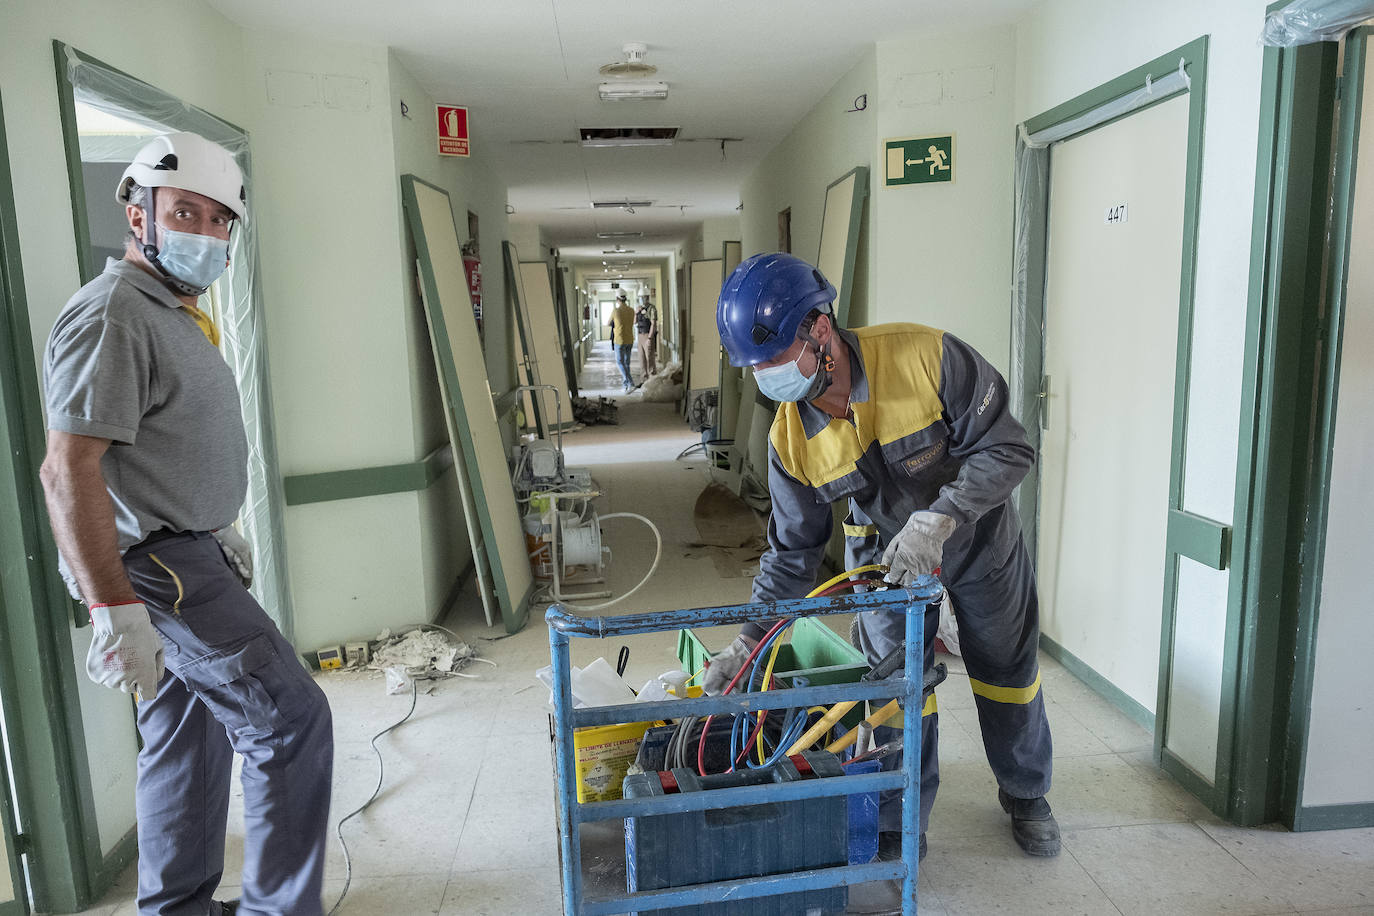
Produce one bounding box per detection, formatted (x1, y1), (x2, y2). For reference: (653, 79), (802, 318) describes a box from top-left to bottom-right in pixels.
(741, 323), (1052, 833)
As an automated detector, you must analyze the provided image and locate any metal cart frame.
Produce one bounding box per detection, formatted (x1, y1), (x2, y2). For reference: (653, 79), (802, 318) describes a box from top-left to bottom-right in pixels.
(547, 580), (941, 915)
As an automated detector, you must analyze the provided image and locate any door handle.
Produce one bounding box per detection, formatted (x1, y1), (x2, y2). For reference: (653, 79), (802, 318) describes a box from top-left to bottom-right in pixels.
(1039, 374), (1051, 430)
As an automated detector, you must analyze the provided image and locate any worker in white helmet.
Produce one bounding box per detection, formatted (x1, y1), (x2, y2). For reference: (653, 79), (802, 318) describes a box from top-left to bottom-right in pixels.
(39, 133), (333, 916)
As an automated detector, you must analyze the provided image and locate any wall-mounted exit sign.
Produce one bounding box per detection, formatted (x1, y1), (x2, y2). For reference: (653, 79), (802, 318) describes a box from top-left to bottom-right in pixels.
(884, 134), (955, 186)
(437, 104), (470, 157)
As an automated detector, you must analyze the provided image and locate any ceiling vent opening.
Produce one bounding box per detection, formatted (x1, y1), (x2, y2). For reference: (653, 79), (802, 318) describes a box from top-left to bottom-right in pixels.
(597, 231), (644, 239)
(580, 126), (677, 147)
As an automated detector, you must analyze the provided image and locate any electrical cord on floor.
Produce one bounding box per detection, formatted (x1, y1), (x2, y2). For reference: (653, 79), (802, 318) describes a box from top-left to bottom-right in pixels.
(554, 512), (662, 611)
(326, 679), (418, 916)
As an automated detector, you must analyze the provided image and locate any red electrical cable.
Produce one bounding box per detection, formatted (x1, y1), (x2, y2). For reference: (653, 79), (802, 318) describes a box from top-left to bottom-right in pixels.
(697, 617), (790, 776)
(697, 578), (888, 775)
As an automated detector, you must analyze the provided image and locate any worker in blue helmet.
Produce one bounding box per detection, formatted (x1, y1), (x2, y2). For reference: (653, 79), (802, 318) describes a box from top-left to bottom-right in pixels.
(706, 251), (1058, 862)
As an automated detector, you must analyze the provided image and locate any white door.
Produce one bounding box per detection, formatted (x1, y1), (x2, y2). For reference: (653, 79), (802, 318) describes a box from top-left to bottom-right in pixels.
(1038, 94), (1189, 714)
(688, 259), (723, 392)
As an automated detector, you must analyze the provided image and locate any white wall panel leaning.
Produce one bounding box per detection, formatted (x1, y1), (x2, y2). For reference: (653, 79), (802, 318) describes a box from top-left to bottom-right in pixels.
(403, 175), (531, 633)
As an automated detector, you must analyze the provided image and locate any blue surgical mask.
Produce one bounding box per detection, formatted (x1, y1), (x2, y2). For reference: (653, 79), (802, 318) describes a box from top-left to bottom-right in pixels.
(753, 347), (818, 402)
(154, 224), (230, 290)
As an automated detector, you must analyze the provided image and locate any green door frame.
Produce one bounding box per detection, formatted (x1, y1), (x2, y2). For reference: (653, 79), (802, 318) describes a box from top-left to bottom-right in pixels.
(0, 89), (126, 912)
(53, 41), (294, 643)
(1018, 37), (1223, 803)
(1247, 20), (1374, 831)
(1227, 9), (1347, 828)
(0, 87), (33, 916)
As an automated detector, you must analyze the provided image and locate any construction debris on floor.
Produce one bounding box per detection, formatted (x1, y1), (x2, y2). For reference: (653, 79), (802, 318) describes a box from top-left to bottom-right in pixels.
(571, 395), (619, 425)
(343, 626), (496, 693)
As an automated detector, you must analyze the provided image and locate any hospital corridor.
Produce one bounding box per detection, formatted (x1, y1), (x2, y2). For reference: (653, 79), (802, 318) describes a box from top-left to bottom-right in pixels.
(0, 2), (1372, 915)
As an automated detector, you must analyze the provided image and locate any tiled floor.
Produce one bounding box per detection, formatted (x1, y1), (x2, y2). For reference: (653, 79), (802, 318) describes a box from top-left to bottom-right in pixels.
(74, 343), (1374, 915)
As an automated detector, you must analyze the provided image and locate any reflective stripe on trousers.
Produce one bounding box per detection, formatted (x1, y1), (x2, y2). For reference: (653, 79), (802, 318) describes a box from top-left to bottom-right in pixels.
(857, 538), (1052, 831)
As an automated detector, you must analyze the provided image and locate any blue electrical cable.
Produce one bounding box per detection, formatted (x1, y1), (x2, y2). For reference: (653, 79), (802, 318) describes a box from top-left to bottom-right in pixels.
(727, 619), (810, 770)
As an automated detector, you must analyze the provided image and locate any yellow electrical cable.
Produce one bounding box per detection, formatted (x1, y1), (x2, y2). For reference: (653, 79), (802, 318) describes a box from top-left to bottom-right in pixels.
(684, 665), (706, 686)
(810, 564), (885, 597)
(754, 564), (887, 763)
(825, 699), (902, 754)
(786, 700), (859, 755)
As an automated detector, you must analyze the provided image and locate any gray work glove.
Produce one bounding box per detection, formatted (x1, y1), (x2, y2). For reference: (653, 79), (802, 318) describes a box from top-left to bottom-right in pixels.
(881, 510), (957, 586)
(702, 634), (759, 695)
(86, 601), (165, 701)
(213, 526), (253, 589)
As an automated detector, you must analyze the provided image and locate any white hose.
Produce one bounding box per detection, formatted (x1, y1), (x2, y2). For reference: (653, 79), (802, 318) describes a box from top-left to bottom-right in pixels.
(556, 512), (662, 612)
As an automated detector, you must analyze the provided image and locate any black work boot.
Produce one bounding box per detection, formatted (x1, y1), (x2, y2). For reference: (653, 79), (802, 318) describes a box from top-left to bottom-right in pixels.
(876, 831), (927, 862)
(998, 789), (1061, 856)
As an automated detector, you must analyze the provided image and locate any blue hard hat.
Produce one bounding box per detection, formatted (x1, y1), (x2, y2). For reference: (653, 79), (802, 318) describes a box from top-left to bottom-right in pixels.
(717, 253), (837, 367)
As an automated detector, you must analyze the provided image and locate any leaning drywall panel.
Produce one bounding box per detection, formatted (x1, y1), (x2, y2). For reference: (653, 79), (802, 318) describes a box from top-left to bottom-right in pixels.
(688, 258), (723, 391)
(816, 167), (868, 327)
(419, 276), (497, 627)
(1302, 39), (1374, 807)
(403, 175), (530, 632)
(504, 242), (547, 437)
(519, 260), (572, 427)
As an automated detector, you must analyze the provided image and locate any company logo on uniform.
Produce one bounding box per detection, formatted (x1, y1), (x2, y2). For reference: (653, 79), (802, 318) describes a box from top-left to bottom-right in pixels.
(977, 382), (996, 416)
(901, 439), (947, 476)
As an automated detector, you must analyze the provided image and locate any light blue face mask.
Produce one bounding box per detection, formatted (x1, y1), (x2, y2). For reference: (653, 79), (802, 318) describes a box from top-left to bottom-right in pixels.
(753, 346), (819, 402)
(154, 224), (230, 290)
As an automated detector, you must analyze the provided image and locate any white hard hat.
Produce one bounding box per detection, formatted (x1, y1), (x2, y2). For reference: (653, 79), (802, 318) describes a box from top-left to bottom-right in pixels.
(117, 132), (246, 220)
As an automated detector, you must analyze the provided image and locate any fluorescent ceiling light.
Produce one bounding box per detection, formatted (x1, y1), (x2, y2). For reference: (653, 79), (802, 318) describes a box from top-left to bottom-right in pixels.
(592, 199), (653, 209)
(598, 80), (669, 101)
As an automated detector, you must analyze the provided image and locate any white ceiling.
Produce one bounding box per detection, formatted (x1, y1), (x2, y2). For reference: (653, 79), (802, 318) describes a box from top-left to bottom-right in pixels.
(208, 0), (1032, 264)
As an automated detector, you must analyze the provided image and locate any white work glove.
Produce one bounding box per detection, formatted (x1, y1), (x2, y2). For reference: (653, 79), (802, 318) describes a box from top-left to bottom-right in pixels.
(86, 601), (165, 700)
(881, 510), (957, 587)
(213, 526), (253, 589)
(702, 634), (758, 696)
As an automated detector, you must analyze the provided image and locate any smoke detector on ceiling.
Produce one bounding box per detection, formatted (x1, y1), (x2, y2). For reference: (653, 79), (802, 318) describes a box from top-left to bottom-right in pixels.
(599, 42), (658, 78)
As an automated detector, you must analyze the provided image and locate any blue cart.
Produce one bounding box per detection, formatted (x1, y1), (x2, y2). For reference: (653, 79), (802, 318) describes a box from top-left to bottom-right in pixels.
(546, 579), (941, 915)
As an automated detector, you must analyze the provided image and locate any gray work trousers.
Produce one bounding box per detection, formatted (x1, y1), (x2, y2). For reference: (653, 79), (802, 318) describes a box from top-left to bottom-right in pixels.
(855, 538), (1052, 832)
(124, 532), (333, 916)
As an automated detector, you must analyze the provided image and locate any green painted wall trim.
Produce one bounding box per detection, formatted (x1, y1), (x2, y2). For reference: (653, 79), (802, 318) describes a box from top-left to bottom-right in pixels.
(1039, 635), (1154, 732)
(1291, 801), (1374, 831)
(1160, 747), (1220, 811)
(1166, 510), (1232, 571)
(283, 445), (454, 506)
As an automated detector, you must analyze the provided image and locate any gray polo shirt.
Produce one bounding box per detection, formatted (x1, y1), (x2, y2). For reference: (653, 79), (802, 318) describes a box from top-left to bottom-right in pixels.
(44, 258), (248, 552)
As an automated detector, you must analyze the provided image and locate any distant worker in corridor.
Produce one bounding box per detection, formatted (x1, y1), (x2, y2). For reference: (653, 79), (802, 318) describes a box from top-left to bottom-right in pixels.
(705, 252), (1058, 863)
(635, 294), (658, 378)
(610, 290), (637, 392)
(39, 133), (333, 916)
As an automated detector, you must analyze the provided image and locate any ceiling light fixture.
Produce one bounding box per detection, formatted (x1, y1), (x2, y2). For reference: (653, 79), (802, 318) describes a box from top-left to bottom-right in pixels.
(591, 199), (652, 211)
(597, 80), (669, 101)
(597, 231), (644, 239)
